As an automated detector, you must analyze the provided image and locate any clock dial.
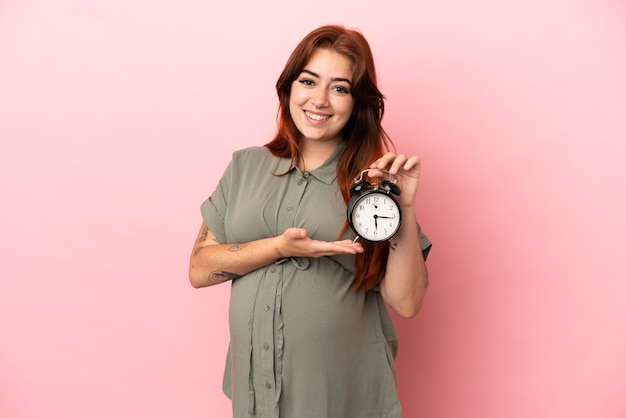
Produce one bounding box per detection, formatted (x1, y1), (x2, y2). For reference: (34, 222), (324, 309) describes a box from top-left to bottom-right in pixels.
(349, 191), (401, 242)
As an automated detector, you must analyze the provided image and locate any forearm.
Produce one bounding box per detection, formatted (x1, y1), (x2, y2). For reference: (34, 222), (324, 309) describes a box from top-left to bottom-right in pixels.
(189, 226), (283, 288)
(379, 211), (428, 318)
(189, 224), (364, 288)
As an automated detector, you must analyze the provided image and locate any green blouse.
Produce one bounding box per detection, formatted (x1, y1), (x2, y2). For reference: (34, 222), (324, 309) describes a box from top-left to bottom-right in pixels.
(201, 144), (431, 418)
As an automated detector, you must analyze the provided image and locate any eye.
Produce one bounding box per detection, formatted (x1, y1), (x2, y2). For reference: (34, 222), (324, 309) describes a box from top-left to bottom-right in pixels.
(298, 78), (315, 86)
(333, 85), (350, 94)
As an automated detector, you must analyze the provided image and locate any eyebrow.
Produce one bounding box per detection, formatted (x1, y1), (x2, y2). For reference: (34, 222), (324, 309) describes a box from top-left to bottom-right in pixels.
(301, 69), (352, 85)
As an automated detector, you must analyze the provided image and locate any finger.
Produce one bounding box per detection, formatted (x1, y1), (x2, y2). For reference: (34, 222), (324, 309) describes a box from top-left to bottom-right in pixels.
(329, 242), (364, 254)
(286, 228), (308, 240)
(336, 240), (364, 249)
(388, 154), (408, 174)
(370, 152), (396, 169)
(402, 155), (421, 171)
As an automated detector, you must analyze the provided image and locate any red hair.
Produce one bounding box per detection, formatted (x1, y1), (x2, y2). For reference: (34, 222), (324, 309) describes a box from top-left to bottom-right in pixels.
(265, 25), (394, 291)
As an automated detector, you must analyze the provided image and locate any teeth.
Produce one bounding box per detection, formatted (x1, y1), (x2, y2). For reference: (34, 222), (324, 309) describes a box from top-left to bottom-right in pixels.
(306, 111), (329, 121)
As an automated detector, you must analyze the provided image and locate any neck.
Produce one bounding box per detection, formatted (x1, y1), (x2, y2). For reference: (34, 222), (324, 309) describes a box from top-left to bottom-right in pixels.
(299, 139), (340, 171)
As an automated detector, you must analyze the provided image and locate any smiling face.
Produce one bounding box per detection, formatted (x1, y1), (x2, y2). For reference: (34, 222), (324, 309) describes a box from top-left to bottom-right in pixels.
(288, 48), (356, 146)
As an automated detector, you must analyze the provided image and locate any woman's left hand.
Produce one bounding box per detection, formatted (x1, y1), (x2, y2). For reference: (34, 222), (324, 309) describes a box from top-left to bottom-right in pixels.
(368, 152), (421, 209)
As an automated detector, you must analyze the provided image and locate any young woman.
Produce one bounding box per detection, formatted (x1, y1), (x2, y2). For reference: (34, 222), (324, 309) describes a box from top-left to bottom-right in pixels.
(189, 24), (431, 418)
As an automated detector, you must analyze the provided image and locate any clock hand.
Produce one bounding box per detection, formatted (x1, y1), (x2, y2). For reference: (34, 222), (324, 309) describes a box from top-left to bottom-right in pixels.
(373, 214), (378, 231)
(376, 215), (396, 219)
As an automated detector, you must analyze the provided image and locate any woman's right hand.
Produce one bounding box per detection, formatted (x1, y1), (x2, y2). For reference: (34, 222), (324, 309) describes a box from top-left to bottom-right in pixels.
(278, 228), (363, 259)
(189, 223), (363, 288)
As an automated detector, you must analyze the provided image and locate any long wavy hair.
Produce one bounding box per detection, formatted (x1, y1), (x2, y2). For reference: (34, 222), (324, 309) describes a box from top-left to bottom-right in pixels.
(265, 25), (394, 291)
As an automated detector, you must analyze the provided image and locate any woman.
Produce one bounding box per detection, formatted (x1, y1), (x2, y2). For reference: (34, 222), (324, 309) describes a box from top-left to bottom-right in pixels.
(189, 24), (431, 418)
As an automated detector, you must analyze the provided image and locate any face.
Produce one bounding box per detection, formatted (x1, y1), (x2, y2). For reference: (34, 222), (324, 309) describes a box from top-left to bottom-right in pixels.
(289, 48), (355, 145)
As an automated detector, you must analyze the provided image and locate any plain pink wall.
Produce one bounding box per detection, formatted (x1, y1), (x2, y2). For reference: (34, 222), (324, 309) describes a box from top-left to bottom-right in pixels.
(1, 1), (625, 417)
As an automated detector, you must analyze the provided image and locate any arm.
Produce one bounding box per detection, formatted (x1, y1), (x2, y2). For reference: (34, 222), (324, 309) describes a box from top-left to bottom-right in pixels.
(370, 153), (429, 318)
(379, 211), (428, 318)
(188, 223), (364, 288)
(188, 223), (282, 288)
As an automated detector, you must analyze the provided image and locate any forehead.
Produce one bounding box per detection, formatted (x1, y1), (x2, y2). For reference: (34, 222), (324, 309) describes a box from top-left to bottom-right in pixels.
(302, 48), (353, 80)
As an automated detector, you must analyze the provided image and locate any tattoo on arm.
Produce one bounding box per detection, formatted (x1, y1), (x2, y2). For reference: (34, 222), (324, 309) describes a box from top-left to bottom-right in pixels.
(274, 247), (285, 259)
(198, 225), (209, 242)
(193, 227), (223, 257)
(209, 271), (241, 285)
(228, 243), (249, 252)
(193, 232), (248, 281)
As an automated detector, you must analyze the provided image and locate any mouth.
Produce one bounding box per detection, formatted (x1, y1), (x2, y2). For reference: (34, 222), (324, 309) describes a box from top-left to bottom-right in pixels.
(305, 110), (331, 122)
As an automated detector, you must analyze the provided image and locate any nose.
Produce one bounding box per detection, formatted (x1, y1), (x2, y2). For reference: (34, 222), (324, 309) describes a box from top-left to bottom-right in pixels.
(311, 88), (329, 109)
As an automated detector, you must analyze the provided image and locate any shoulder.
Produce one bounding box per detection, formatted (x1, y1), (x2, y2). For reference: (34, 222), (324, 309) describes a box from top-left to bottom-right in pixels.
(232, 146), (273, 162)
(228, 146), (286, 177)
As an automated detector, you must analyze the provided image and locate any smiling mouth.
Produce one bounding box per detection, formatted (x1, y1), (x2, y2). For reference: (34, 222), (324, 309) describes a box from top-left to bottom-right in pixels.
(305, 110), (330, 121)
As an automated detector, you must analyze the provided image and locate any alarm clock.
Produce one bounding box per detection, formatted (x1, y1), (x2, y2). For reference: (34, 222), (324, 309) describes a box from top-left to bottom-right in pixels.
(347, 169), (402, 242)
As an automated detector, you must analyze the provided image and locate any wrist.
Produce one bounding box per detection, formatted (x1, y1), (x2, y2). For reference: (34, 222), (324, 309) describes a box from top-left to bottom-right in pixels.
(272, 235), (288, 260)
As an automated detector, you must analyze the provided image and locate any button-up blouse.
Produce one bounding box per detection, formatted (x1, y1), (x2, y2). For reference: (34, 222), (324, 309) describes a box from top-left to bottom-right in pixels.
(201, 144), (431, 418)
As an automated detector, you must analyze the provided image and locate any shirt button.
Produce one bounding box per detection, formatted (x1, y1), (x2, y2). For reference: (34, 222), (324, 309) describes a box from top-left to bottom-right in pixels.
(265, 382), (272, 389)
(264, 304), (270, 311)
(286, 205), (293, 211)
(263, 343), (270, 351)
(270, 267), (276, 273)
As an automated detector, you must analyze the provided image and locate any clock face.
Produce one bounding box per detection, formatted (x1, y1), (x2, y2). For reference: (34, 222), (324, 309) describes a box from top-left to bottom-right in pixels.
(348, 190), (402, 242)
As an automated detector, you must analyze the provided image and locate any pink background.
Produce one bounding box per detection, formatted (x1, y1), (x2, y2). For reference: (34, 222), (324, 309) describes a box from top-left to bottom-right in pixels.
(1, 1), (625, 417)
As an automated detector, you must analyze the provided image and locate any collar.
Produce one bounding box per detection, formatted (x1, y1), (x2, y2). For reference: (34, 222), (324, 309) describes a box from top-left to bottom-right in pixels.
(274, 141), (345, 185)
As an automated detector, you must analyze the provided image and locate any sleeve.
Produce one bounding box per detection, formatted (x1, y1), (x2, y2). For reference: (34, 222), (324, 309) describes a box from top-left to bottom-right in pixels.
(417, 221), (433, 261)
(200, 160), (233, 244)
